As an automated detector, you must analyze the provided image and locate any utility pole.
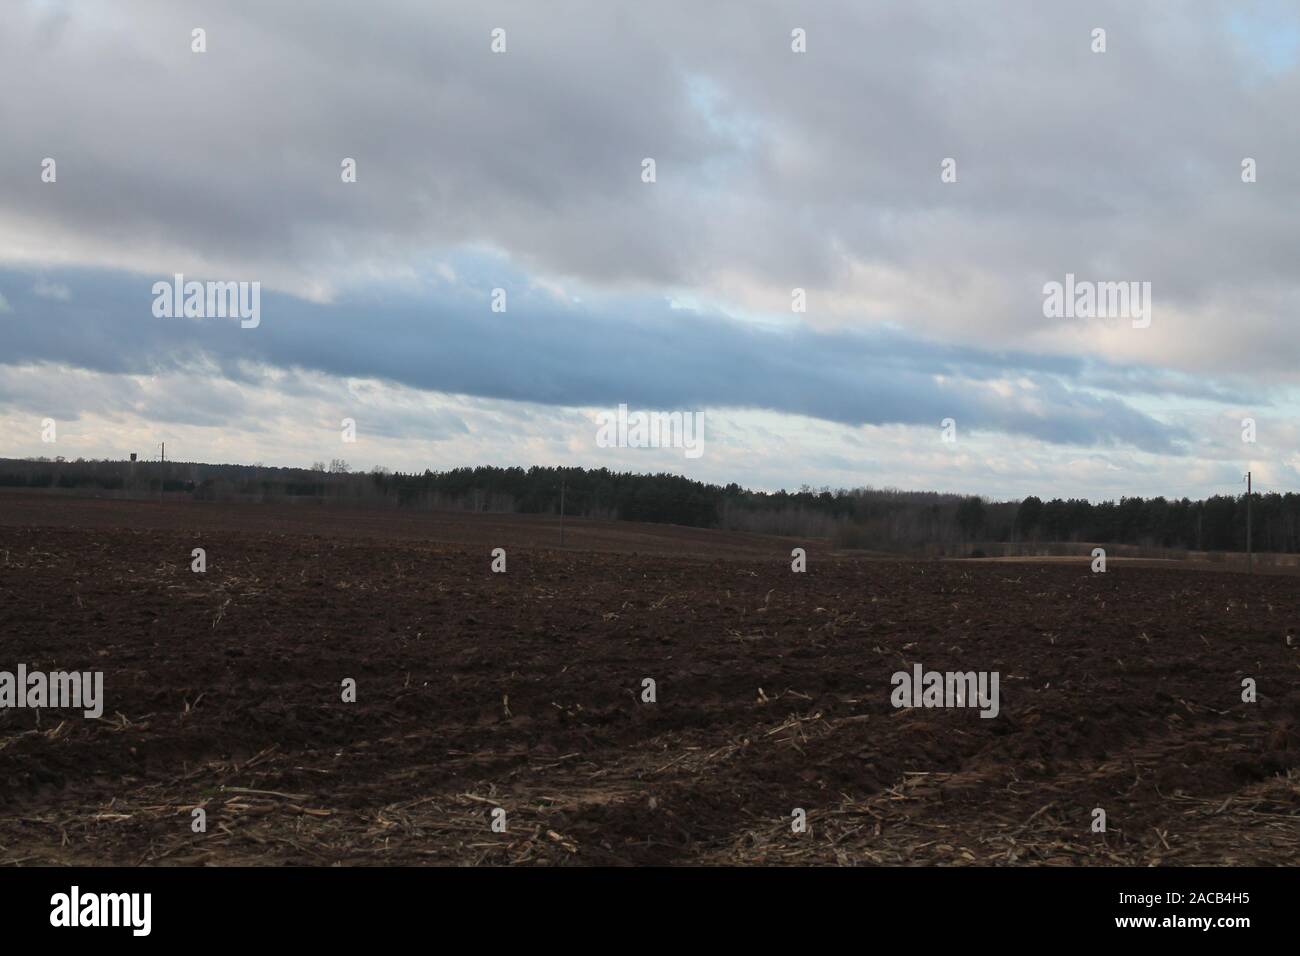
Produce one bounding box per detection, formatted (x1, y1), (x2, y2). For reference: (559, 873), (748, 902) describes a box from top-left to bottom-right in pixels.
(559, 476), (566, 548)
(159, 442), (165, 503)
(1245, 470), (1253, 575)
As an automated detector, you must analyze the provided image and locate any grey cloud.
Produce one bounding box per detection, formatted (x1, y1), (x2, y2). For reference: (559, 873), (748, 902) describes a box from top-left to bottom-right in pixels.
(2, 0), (1298, 377)
(0, 267), (1193, 451)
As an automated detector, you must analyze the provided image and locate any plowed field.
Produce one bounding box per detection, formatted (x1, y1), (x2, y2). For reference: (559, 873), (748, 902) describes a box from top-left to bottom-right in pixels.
(1, 494), (1296, 865)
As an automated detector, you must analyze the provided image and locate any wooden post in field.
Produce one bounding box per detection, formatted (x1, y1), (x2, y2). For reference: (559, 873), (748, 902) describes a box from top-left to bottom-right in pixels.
(559, 476), (566, 548)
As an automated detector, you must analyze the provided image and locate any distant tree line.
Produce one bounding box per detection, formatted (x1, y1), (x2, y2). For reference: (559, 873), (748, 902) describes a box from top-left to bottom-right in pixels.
(1008, 493), (1300, 554)
(0, 457), (1289, 554)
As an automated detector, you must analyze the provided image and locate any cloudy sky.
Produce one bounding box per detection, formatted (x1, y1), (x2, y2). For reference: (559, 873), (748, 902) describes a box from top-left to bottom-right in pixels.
(2, 0), (1299, 500)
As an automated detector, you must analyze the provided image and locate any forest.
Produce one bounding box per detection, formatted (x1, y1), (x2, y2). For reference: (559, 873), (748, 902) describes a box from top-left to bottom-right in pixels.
(1, 457), (1288, 555)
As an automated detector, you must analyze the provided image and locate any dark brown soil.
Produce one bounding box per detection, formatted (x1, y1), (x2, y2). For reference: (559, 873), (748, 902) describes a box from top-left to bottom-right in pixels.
(0, 494), (1296, 865)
